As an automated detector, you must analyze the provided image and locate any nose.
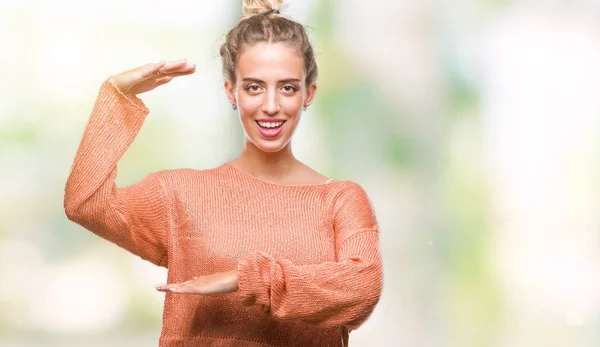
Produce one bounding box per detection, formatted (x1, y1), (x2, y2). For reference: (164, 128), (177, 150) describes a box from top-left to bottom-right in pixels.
(261, 89), (280, 115)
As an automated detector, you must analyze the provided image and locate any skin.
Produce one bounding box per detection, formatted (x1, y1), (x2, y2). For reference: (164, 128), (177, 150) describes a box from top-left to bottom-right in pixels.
(223, 42), (322, 186)
(110, 42), (323, 296)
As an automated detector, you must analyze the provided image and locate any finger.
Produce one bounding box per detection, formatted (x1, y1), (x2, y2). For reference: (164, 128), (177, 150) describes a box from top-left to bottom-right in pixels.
(161, 63), (196, 75)
(155, 282), (170, 291)
(156, 283), (183, 293)
(160, 59), (189, 72)
(153, 75), (174, 86)
(155, 285), (170, 292)
(162, 70), (195, 78)
(156, 277), (196, 290)
(157, 284), (198, 294)
(148, 66), (194, 82)
(169, 287), (196, 294)
(140, 61), (167, 78)
(137, 63), (167, 83)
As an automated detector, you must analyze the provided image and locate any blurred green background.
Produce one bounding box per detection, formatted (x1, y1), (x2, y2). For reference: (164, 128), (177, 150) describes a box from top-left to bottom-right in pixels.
(1, 0), (599, 346)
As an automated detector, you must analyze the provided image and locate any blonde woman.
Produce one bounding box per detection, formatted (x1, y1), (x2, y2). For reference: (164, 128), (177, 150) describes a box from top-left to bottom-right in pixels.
(64, 1), (383, 346)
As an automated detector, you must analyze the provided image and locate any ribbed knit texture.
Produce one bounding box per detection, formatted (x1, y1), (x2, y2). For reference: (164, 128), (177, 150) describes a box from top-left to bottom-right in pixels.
(64, 80), (383, 347)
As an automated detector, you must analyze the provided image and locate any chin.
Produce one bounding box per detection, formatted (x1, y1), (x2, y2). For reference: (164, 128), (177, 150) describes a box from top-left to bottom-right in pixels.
(249, 137), (291, 153)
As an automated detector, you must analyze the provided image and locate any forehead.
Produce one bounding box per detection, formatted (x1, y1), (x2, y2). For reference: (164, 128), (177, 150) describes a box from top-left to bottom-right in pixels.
(237, 42), (305, 80)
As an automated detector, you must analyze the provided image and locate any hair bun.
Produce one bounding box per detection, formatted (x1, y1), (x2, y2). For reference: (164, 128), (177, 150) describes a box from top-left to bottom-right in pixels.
(242, 0), (283, 17)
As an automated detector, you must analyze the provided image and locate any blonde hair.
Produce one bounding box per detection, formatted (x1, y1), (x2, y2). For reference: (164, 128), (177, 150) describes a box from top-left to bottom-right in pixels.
(241, 0), (283, 17)
(219, 0), (318, 86)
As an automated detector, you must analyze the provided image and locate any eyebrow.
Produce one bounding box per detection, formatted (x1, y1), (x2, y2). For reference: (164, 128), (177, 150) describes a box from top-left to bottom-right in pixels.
(242, 78), (302, 83)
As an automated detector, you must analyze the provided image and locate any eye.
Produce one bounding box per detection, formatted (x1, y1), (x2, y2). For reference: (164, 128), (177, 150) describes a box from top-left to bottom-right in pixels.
(281, 85), (298, 93)
(245, 84), (263, 93)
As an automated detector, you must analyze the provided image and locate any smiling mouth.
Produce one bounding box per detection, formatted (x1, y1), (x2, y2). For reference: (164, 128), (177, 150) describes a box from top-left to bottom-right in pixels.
(255, 120), (286, 129)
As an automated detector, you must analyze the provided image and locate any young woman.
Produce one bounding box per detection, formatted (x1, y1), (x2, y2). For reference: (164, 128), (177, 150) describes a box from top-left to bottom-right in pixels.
(64, 1), (383, 346)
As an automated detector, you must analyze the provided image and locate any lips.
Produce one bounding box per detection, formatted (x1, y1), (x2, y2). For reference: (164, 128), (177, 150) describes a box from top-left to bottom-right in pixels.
(255, 120), (286, 139)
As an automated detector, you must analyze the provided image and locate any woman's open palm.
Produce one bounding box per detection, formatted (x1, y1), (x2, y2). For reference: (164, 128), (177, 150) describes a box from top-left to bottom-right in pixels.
(109, 59), (196, 95)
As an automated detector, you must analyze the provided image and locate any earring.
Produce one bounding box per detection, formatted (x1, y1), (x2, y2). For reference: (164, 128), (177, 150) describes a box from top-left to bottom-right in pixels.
(232, 105), (237, 111)
(302, 104), (308, 111)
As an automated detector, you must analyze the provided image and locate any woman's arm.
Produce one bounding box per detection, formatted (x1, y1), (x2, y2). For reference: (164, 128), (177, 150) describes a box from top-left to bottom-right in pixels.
(64, 80), (169, 266)
(64, 60), (195, 266)
(237, 235), (382, 330)
(235, 182), (383, 330)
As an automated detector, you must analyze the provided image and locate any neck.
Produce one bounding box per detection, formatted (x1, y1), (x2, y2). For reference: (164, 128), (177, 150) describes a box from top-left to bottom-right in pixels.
(232, 141), (298, 181)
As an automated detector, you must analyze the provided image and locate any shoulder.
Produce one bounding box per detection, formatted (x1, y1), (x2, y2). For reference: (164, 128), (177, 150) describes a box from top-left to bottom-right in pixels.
(327, 180), (375, 215)
(330, 180), (378, 231)
(330, 180), (372, 203)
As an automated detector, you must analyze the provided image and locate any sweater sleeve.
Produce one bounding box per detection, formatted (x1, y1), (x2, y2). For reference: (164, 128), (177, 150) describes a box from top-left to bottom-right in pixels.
(63, 80), (169, 267)
(236, 182), (383, 330)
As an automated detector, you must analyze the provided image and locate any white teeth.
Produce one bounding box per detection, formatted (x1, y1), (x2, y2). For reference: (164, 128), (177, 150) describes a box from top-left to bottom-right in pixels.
(258, 121), (284, 128)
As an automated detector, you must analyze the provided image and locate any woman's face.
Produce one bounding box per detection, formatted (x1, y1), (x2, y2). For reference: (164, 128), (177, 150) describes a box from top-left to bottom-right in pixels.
(225, 42), (316, 153)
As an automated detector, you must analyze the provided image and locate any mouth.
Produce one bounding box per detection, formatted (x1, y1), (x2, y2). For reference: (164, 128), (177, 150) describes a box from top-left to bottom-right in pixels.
(256, 120), (286, 129)
(255, 120), (286, 138)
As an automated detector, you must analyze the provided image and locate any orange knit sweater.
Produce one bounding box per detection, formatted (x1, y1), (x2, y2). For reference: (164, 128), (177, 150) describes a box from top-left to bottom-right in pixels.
(64, 81), (383, 347)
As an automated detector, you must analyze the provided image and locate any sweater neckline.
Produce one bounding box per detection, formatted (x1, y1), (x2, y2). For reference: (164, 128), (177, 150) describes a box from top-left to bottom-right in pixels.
(221, 163), (336, 188)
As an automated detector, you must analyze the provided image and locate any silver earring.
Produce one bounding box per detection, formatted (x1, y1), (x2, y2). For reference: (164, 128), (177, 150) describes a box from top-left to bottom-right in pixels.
(302, 105), (308, 111)
(232, 105), (237, 111)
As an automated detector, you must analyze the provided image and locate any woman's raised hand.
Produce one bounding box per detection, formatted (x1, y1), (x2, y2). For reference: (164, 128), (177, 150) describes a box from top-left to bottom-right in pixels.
(109, 59), (196, 95)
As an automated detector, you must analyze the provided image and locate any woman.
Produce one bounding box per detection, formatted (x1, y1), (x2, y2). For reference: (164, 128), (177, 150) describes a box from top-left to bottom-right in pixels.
(64, 1), (383, 346)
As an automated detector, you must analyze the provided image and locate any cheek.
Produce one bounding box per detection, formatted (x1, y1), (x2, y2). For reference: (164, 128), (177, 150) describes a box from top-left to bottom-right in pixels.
(280, 96), (304, 115)
(237, 94), (261, 115)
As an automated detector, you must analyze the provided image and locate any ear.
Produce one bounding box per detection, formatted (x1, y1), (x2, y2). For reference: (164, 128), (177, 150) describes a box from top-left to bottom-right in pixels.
(224, 80), (236, 105)
(305, 82), (317, 106)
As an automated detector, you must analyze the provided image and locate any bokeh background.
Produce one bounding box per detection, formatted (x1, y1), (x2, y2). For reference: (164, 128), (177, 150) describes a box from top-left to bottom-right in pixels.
(1, 0), (599, 346)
